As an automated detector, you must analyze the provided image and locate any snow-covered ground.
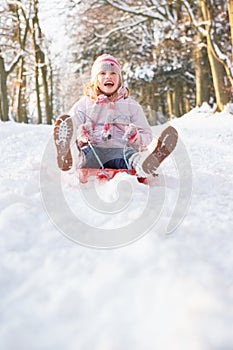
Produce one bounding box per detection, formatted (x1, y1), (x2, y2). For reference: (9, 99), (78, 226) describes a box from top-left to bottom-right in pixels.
(1, 105), (233, 350)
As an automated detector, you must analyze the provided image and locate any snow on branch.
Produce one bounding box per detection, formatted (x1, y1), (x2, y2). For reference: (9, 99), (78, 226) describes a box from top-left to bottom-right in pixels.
(95, 18), (148, 38)
(182, 0), (233, 85)
(6, 0), (28, 21)
(182, 0), (207, 36)
(104, 0), (166, 21)
(209, 28), (233, 85)
(7, 50), (24, 74)
(6, 0), (26, 12)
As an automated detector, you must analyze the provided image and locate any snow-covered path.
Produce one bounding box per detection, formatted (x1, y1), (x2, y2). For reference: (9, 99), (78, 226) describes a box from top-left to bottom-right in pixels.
(0, 107), (233, 350)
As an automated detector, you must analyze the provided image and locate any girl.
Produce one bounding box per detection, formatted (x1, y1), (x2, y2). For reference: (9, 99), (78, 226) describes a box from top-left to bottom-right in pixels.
(54, 54), (178, 176)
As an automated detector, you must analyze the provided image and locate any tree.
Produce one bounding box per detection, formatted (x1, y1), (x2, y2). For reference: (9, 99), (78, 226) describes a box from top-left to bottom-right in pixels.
(29, 0), (53, 124)
(66, 0), (197, 121)
(14, 0), (30, 123)
(0, 49), (24, 121)
(0, 2), (25, 121)
(0, 0), (54, 123)
(228, 0), (233, 57)
(183, 0), (232, 111)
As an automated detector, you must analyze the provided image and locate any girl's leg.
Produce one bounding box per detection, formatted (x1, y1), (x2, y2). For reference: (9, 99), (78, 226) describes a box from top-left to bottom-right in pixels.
(81, 147), (103, 168)
(130, 126), (178, 176)
(54, 115), (76, 171)
(103, 158), (127, 169)
(102, 147), (136, 169)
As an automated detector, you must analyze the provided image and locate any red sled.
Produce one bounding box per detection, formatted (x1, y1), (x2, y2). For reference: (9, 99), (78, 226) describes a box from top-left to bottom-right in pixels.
(76, 168), (148, 184)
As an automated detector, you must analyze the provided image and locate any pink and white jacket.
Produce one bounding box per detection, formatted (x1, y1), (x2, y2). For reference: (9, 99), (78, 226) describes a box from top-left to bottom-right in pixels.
(69, 92), (153, 150)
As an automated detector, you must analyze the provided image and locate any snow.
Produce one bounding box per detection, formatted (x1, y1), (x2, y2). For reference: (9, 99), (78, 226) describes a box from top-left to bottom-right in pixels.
(38, 0), (69, 56)
(1, 106), (233, 349)
(124, 63), (155, 82)
(104, 0), (165, 21)
(95, 18), (148, 39)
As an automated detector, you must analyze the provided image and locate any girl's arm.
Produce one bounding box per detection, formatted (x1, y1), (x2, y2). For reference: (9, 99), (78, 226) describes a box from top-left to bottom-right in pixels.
(128, 99), (153, 147)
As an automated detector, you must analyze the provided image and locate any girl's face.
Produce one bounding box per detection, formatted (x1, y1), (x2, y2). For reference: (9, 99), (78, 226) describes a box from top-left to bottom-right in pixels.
(97, 70), (120, 95)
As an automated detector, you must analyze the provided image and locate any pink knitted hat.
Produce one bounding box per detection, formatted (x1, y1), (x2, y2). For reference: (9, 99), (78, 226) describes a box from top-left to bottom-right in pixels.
(91, 54), (122, 83)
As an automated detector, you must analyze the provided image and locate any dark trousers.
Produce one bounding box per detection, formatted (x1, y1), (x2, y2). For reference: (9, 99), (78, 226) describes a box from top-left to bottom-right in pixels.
(82, 146), (136, 169)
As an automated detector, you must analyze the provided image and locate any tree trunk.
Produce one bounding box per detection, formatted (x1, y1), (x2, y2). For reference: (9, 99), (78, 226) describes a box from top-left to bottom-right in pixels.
(13, 3), (29, 123)
(200, 0), (228, 111)
(184, 85), (190, 113)
(227, 0), (233, 105)
(32, 24), (42, 124)
(194, 33), (211, 106)
(228, 0), (233, 59)
(0, 53), (9, 121)
(42, 65), (52, 124)
(49, 60), (54, 123)
(32, 1), (42, 124)
(15, 57), (28, 123)
(166, 89), (173, 120)
(34, 57), (42, 124)
(39, 49), (52, 124)
(208, 51), (228, 111)
(172, 82), (183, 117)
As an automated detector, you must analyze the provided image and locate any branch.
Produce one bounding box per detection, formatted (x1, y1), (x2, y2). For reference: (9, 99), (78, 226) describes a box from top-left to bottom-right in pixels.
(6, 0), (27, 21)
(7, 50), (24, 75)
(95, 18), (148, 38)
(182, 0), (207, 36)
(104, 0), (166, 21)
(182, 0), (233, 85)
(208, 28), (233, 85)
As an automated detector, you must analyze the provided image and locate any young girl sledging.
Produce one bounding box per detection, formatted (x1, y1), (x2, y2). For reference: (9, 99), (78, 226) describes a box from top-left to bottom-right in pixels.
(54, 54), (178, 177)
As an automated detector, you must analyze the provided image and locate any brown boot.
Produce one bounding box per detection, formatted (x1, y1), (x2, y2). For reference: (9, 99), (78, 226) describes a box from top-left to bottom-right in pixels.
(53, 115), (75, 171)
(142, 126), (178, 174)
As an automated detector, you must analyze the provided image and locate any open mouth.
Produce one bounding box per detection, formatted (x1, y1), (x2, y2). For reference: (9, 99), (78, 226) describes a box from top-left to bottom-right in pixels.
(104, 81), (114, 87)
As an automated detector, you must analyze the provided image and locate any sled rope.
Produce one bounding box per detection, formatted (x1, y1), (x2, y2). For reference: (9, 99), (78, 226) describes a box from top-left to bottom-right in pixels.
(123, 142), (131, 172)
(87, 141), (111, 180)
(79, 110), (131, 177)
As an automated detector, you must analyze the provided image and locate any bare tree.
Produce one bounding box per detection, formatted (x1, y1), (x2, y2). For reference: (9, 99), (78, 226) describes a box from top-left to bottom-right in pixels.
(50, 0), (232, 119)
(0, 2), (25, 121)
(31, 0), (53, 124)
(183, 0), (232, 110)
(0, 50), (24, 121)
(66, 0), (196, 121)
(13, 0), (30, 122)
(228, 0), (233, 58)
(0, 0), (54, 123)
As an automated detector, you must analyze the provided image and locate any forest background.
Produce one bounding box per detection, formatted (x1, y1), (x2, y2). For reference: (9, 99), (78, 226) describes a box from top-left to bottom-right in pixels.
(0, 0), (233, 125)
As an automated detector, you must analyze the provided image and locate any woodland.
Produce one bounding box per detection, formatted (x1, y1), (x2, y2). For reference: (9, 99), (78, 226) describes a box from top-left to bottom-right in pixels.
(0, 0), (233, 125)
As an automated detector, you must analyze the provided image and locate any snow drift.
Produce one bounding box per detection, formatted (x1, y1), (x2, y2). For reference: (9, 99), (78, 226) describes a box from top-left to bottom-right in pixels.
(0, 105), (233, 350)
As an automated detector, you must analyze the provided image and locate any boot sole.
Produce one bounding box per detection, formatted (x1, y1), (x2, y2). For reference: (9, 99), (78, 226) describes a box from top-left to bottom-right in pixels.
(142, 126), (178, 174)
(54, 116), (74, 171)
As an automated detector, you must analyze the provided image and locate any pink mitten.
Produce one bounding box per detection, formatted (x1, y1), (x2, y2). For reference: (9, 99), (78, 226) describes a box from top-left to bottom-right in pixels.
(77, 122), (93, 147)
(123, 124), (139, 144)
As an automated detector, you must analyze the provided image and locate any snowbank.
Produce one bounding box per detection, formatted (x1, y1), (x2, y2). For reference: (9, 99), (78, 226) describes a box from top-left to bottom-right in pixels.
(0, 107), (233, 350)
